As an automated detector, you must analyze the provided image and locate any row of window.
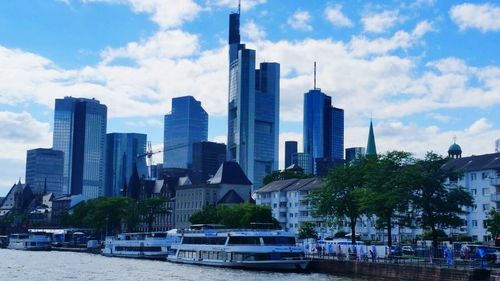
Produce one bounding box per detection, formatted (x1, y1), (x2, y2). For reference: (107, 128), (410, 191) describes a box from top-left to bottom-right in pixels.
(114, 246), (162, 252)
(177, 250), (303, 261)
(181, 236), (296, 246)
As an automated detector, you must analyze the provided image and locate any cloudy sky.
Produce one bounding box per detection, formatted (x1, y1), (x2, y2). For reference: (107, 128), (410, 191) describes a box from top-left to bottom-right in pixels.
(0, 0), (499, 195)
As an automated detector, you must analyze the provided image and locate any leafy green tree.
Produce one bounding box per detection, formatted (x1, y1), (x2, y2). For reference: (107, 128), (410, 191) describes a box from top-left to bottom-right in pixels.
(486, 208), (500, 239)
(298, 222), (318, 239)
(311, 162), (365, 244)
(138, 197), (171, 232)
(412, 152), (474, 248)
(361, 151), (416, 247)
(189, 204), (279, 229)
(334, 230), (348, 238)
(421, 229), (447, 241)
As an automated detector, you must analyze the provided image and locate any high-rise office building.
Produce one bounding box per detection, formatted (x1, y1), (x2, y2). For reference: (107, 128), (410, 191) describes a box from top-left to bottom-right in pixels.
(291, 153), (313, 175)
(227, 9), (280, 189)
(303, 87), (344, 175)
(25, 148), (64, 196)
(496, 139), (500, 153)
(284, 141), (298, 168)
(105, 133), (147, 197)
(192, 141), (227, 182)
(52, 97), (107, 198)
(345, 147), (366, 163)
(164, 96), (208, 169)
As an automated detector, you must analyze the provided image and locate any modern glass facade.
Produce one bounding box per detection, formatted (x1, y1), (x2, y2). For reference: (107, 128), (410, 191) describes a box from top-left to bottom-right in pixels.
(192, 141), (227, 182)
(227, 11), (280, 189)
(52, 97), (107, 198)
(25, 148), (64, 196)
(303, 89), (344, 174)
(284, 141), (298, 168)
(345, 147), (366, 164)
(496, 139), (499, 153)
(105, 133), (147, 197)
(164, 96), (208, 169)
(292, 153), (313, 175)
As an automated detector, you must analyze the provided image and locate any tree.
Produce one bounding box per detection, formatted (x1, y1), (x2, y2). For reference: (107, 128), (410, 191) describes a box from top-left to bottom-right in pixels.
(311, 162), (365, 244)
(138, 197), (171, 232)
(486, 208), (500, 239)
(189, 204), (279, 229)
(361, 151), (416, 247)
(298, 222), (318, 239)
(412, 152), (474, 248)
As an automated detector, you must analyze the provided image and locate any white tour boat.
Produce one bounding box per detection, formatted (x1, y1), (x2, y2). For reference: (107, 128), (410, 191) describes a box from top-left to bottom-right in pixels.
(167, 227), (309, 271)
(102, 231), (180, 259)
(7, 233), (51, 250)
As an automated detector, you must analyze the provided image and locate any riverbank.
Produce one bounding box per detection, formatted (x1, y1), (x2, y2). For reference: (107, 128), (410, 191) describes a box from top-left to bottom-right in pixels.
(309, 259), (492, 281)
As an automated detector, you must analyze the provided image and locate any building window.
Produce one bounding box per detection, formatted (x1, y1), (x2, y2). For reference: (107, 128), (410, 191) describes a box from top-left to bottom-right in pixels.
(472, 220), (478, 228)
(482, 172), (489, 179)
(471, 173), (477, 181)
(471, 189), (477, 195)
(483, 220), (488, 228)
(273, 203), (277, 208)
(483, 204), (490, 211)
(483, 188), (490, 196)
(289, 213), (293, 218)
(472, 204), (477, 212)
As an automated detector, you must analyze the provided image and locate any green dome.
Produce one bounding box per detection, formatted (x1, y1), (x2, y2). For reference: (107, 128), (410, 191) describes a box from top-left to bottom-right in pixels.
(448, 143), (462, 153)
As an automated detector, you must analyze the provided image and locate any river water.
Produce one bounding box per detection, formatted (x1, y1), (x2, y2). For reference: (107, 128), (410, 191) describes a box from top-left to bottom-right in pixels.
(0, 249), (370, 281)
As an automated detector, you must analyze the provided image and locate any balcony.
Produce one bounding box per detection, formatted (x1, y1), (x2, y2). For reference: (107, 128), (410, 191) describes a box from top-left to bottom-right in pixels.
(491, 177), (500, 186)
(490, 193), (500, 202)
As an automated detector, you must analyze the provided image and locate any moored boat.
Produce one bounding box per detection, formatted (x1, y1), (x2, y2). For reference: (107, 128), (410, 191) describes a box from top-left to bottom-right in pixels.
(102, 230), (180, 259)
(7, 233), (51, 250)
(167, 226), (309, 271)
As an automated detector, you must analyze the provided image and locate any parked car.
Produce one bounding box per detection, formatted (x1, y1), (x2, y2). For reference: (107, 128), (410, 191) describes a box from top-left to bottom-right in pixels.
(389, 246), (402, 256)
(402, 245), (415, 255)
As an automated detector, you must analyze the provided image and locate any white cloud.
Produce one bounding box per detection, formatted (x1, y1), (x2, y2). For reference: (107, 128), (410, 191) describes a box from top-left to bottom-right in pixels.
(55, 0), (71, 5)
(287, 10), (313, 32)
(450, 3), (500, 32)
(210, 135), (227, 144)
(81, 0), (202, 29)
(0, 111), (52, 161)
(466, 118), (493, 134)
(324, 4), (353, 28)
(362, 10), (400, 33)
(427, 113), (451, 123)
(242, 20), (266, 41)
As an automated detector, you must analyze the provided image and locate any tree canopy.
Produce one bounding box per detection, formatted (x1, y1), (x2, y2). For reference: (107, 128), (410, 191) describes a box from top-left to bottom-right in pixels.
(486, 208), (500, 239)
(189, 203), (279, 229)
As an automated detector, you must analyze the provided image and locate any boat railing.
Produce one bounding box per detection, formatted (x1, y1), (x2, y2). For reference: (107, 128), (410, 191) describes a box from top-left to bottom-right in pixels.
(178, 228), (286, 235)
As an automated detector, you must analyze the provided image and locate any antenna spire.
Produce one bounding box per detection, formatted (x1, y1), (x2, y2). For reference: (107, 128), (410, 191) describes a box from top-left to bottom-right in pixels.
(314, 61), (317, 89)
(238, 0), (241, 14)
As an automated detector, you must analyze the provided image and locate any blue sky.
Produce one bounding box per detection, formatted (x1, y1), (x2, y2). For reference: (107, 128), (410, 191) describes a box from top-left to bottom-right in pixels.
(0, 0), (499, 196)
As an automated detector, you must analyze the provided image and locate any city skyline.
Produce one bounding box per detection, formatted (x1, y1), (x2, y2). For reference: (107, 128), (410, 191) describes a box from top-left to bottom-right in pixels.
(0, 1), (500, 195)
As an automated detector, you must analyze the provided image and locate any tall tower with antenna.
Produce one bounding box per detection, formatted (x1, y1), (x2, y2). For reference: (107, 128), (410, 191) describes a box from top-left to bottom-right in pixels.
(226, 1), (280, 189)
(303, 62), (344, 176)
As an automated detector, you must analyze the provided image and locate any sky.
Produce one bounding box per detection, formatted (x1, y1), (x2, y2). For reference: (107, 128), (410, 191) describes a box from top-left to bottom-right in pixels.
(0, 0), (499, 196)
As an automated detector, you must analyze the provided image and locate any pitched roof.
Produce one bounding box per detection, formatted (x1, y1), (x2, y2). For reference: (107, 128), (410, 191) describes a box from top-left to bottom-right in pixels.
(256, 178), (299, 193)
(208, 161), (252, 185)
(285, 164), (304, 172)
(441, 152), (500, 172)
(283, 178), (321, 192)
(217, 190), (245, 204)
(366, 120), (377, 156)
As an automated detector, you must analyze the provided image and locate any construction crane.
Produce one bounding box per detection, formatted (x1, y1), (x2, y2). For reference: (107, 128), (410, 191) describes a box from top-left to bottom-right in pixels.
(137, 141), (191, 179)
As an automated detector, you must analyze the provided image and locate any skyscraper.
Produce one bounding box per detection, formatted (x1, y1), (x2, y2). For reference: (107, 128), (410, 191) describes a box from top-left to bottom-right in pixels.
(496, 138), (500, 153)
(163, 96), (208, 169)
(303, 86), (344, 175)
(284, 141), (298, 168)
(227, 9), (280, 189)
(25, 148), (64, 196)
(291, 153), (313, 175)
(105, 133), (147, 197)
(345, 147), (366, 163)
(366, 120), (377, 156)
(52, 97), (107, 198)
(192, 141), (227, 182)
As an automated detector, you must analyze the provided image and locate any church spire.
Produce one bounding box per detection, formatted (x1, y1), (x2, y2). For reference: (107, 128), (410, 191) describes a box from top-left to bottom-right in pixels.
(366, 119), (377, 156)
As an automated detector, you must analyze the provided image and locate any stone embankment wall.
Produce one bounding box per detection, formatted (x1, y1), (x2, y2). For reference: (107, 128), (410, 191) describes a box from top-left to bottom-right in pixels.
(309, 259), (491, 281)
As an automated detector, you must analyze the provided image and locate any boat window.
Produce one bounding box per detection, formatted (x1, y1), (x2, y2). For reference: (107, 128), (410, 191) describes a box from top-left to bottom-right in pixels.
(262, 236), (296, 245)
(227, 236), (261, 245)
(182, 236), (226, 245)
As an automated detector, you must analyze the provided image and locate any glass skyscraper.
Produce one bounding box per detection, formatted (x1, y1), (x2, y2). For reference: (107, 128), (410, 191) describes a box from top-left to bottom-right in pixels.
(285, 141), (298, 168)
(52, 97), (107, 198)
(303, 89), (344, 175)
(164, 96), (208, 169)
(25, 148), (64, 196)
(105, 133), (147, 197)
(227, 10), (280, 189)
(345, 147), (366, 164)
